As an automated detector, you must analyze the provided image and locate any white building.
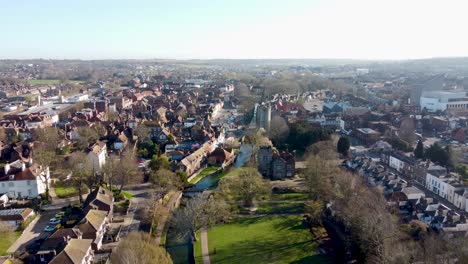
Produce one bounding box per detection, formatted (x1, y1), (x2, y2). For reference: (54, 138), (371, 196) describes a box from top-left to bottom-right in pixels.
(426, 173), (465, 207)
(0, 160), (50, 199)
(420, 90), (468, 112)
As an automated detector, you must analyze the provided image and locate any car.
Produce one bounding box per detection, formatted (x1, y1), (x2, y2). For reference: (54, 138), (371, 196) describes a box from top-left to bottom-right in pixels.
(55, 212), (66, 218)
(49, 218), (61, 225)
(44, 225), (57, 232)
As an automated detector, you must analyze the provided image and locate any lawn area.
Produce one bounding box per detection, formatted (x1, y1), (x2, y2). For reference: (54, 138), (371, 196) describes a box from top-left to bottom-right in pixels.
(28, 79), (61, 85)
(194, 216), (329, 264)
(29, 79), (86, 85)
(189, 166), (220, 184)
(54, 186), (79, 198)
(0, 232), (21, 256)
(121, 191), (134, 200)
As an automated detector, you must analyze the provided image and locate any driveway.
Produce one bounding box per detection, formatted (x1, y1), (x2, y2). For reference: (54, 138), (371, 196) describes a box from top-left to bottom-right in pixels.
(8, 210), (58, 253)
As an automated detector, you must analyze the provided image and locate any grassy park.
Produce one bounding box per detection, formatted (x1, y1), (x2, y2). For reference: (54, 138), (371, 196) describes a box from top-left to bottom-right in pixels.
(194, 216), (329, 264)
(28, 79), (61, 85)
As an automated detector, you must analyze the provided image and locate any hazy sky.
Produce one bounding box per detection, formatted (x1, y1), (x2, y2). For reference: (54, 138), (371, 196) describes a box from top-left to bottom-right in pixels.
(1, 0), (468, 60)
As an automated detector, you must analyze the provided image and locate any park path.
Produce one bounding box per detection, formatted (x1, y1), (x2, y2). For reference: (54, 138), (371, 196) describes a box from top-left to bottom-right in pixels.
(201, 227), (211, 264)
(154, 191), (182, 246)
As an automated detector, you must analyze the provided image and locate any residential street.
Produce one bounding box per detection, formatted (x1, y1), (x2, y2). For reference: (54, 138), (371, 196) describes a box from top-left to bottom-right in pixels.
(7, 210), (57, 253)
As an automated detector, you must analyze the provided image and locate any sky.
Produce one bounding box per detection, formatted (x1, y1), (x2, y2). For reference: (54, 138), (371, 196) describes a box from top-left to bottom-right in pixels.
(1, 0), (468, 60)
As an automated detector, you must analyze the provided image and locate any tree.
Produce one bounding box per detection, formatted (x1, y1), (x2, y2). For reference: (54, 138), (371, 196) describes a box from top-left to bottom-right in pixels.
(337, 136), (351, 157)
(111, 232), (172, 264)
(219, 168), (270, 207)
(414, 140), (425, 160)
(399, 118), (416, 145)
(425, 143), (450, 167)
(32, 127), (61, 152)
(149, 168), (184, 192)
(304, 200), (324, 226)
(269, 116), (289, 144)
(172, 195), (232, 241)
(115, 149), (139, 192)
(149, 155), (170, 171)
(75, 127), (99, 149)
(68, 152), (95, 203)
(303, 155), (338, 201)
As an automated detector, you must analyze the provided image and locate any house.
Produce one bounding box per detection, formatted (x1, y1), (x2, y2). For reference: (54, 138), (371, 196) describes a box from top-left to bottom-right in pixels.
(382, 151), (417, 176)
(353, 128), (381, 146)
(37, 228), (83, 263)
(76, 210), (108, 250)
(452, 128), (468, 143)
(0, 160), (50, 198)
(426, 173), (465, 206)
(112, 133), (128, 152)
(208, 146), (234, 166)
(83, 187), (114, 220)
(271, 152), (295, 180)
(257, 145), (295, 180)
(177, 141), (214, 176)
(49, 239), (94, 264)
(86, 141), (107, 171)
(0, 208), (34, 228)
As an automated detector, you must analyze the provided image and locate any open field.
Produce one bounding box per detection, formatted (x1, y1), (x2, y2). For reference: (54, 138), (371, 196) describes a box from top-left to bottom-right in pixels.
(194, 216), (329, 264)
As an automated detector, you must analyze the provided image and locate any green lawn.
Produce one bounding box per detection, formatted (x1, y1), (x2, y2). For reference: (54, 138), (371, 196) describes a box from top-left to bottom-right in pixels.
(0, 232), (21, 256)
(54, 186), (80, 198)
(28, 79), (61, 85)
(29, 79), (86, 85)
(194, 216), (329, 264)
(121, 191), (134, 200)
(189, 166), (220, 184)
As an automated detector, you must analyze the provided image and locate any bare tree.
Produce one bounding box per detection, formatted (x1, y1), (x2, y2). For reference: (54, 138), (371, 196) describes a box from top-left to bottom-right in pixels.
(399, 118), (416, 145)
(172, 195), (232, 241)
(68, 152), (95, 203)
(269, 116), (289, 143)
(218, 168), (270, 207)
(111, 232), (172, 264)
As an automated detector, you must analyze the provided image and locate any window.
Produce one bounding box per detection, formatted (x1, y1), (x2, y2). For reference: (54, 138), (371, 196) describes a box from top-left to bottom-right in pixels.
(1, 183), (4, 187)
(28, 189), (32, 196)
(8, 182), (14, 187)
(27, 181), (31, 186)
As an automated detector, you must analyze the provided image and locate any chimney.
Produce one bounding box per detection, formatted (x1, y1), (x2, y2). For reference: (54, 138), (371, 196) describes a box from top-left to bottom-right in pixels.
(21, 162), (26, 172)
(4, 162), (10, 175)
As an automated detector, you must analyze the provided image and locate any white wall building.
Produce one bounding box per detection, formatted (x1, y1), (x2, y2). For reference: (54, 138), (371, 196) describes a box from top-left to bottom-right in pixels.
(426, 173), (465, 207)
(0, 160), (50, 199)
(420, 90), (468, 112)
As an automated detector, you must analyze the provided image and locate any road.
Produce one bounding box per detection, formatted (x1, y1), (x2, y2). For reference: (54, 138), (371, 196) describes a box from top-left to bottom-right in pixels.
(8, 210), (58, 253)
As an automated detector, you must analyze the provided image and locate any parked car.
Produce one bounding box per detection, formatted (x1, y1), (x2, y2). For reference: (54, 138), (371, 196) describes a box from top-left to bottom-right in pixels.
(44, 225), (57, 232)
(55, 212), (66, 219)
(49, 218), (61, 225)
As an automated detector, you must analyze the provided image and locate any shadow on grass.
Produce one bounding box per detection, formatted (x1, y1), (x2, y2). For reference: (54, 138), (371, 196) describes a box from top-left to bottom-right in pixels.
(210, 238), (326, 264)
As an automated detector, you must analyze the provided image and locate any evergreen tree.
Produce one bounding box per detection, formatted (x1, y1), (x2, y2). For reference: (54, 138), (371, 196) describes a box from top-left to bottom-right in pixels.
(337, 136), (351, 157)
(414, 140), (424, 159)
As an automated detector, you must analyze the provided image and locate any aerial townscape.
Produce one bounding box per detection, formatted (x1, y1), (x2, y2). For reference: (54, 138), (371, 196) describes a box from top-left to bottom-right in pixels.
(2, 1), (468, 264)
